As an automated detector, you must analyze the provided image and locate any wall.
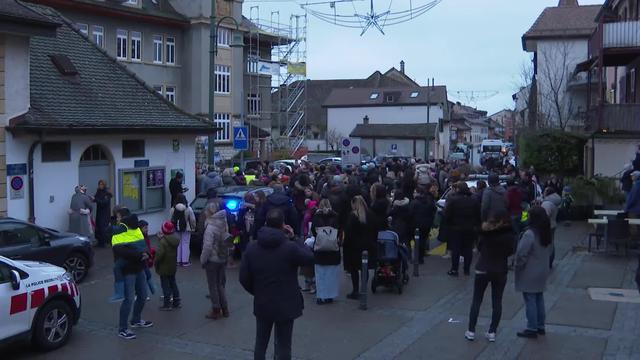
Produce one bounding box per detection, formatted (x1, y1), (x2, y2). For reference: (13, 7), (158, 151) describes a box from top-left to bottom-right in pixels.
(592, 137), (638, 177)
(357, 138), (428, 158)
(326, 105), (444, 139)
(0, 35), (6, 216)
(6, 132), (196, 233)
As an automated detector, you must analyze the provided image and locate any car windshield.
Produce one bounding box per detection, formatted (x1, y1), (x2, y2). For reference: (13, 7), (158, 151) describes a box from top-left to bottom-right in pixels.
(482, 145), (502, 153)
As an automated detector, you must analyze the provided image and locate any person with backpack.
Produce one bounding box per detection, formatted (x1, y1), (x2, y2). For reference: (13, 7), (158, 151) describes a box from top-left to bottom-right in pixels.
(310, 199), (341, 305)
(171, 194), (197, 267)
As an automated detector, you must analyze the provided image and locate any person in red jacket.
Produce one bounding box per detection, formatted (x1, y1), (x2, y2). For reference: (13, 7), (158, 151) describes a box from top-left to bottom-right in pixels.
(506, 179), (524, 236)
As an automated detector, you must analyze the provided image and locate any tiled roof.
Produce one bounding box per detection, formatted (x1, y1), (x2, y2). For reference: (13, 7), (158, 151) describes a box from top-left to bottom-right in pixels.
(28, 0), (188, 23)
(523, 4), (600, 50)
(323, 86), (447, 108)
(9, 4), (213, 134)
(350, 123), (437, 139)
(0, 0), (60, 26)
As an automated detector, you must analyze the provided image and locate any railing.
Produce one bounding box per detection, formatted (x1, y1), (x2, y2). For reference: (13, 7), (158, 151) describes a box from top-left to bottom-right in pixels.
(588, 104), (640, 132)
(590, 20), (640, 59)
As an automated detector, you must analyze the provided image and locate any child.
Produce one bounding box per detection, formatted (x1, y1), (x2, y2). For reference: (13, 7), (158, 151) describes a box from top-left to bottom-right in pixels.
(154, 221), (181, 311)
(139, 220), (156, 298)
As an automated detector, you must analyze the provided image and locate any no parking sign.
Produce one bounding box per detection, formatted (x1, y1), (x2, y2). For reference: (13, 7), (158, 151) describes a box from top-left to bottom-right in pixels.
(10, 176), (24, 200)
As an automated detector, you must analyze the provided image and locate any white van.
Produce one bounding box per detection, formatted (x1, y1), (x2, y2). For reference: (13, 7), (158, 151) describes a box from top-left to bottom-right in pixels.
(0, 255), (81, 351)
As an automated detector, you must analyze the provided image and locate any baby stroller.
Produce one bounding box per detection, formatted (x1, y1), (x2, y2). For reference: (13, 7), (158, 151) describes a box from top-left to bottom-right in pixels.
(371, 230), (410, 294)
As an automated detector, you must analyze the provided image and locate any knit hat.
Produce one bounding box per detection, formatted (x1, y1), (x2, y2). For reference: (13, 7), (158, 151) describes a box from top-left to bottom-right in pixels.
(161, 221), (175, 235)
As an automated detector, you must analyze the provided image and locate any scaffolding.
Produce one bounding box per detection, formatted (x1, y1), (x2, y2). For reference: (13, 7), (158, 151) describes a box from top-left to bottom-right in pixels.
(247, 6), (308, 157)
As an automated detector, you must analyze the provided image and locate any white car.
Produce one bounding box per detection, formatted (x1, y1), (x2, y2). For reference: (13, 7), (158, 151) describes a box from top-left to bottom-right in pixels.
(0, 255), (80, 351)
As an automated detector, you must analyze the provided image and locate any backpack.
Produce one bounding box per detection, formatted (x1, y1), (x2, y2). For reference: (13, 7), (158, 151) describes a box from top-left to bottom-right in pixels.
(172, 208), (188, 232)
(313, 226), (339, 251)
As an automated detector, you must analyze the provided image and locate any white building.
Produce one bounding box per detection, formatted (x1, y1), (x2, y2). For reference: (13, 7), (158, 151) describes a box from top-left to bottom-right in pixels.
(2, 3), (212, 231)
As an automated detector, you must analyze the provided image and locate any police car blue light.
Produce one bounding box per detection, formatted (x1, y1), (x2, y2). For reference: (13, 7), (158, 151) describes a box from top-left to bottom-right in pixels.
(225, 199), (239, 211)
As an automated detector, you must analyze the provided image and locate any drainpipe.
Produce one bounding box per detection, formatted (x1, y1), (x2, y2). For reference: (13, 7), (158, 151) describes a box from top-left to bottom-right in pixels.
(590, 133), (595, 178)
(27, 139), (41, 223)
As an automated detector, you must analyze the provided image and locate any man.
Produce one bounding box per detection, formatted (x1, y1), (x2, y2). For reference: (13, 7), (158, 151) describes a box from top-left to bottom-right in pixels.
(519, 171), (536, 206)
(481, 174), (508, 222)
(200, 165), (223, 194)
(254, 184), (299, 234)
(240, 209), (314, 360)
(169, 172), (187, 207)
(409, 187), (437, 264)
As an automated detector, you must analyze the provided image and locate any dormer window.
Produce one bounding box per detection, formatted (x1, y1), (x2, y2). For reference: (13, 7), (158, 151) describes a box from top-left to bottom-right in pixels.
(369, 93), (379, 100)
(386, 95), (394, 103)
(410, 91), (419, 98)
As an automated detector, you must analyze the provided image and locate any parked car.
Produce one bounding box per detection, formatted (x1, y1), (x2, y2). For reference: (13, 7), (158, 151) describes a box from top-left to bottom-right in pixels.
(436, 175), (511, 210)
(0, 219), (93, 283)
(373, 155), (413, 165)
(189, 186), (273, 254)
(318, 157), (341, 166)
(0, 255), (81, 351)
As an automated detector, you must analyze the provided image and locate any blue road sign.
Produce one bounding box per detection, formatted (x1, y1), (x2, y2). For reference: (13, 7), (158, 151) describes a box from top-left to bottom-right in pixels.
(233, 126), (249, 150)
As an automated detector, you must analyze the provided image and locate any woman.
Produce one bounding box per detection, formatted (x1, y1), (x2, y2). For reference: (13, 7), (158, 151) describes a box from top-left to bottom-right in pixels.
(93, 180), (113, 247)
(311, 199), (341, 305)
(343, 195), (377, 300)
(465, 210), (514, 343)
(170, 194), (197, 266)
(201, 202), (232, 319)
(370, 184), (390, 231)
(443, 182), (480, 276)
(69, 185), (93, 238)
(389, 189), (411, 245)
(515, 206), (552, 339)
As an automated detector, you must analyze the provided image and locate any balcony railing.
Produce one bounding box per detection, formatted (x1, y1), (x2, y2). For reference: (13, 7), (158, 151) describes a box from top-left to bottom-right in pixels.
(590, 20), (640, 58)
(588, 104), (640, 132)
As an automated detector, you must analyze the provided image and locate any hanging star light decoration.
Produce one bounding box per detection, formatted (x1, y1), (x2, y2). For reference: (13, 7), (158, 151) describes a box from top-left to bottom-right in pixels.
(356, 0), (390, 35)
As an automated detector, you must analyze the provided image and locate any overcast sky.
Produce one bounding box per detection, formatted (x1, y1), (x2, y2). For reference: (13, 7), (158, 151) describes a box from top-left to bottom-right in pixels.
(243, 0), (604, 114)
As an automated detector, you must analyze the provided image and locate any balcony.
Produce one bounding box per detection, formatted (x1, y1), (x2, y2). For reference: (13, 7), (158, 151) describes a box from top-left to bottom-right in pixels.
(587, 104), (640, 133)
(589, 20), (640, 63)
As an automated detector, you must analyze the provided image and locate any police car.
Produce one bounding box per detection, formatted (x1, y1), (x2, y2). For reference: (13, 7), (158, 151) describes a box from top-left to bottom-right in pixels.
(0, 255), (80, 351)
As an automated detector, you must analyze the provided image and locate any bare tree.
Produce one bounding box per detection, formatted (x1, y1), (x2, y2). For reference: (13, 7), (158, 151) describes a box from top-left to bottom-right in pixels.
(513, 58), (538, 129)
(326, 128), (342, 151)
(537, 42), (580, 131)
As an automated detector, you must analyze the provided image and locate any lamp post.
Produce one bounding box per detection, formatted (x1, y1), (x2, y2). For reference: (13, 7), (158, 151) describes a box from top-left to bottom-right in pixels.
(208, 0), (245, 166)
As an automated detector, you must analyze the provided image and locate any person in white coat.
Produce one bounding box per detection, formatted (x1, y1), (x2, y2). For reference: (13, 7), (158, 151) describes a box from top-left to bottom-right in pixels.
(170, 194), (197, 266)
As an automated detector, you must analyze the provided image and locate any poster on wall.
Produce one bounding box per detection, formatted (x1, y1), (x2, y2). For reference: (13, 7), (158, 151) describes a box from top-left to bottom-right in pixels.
(146, 169), (165, 187)
(122, 171), (142, 211)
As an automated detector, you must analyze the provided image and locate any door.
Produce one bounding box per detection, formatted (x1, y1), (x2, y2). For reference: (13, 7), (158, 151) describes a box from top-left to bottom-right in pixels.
(0, 260), (31, 339)
(79, 145), (112, 199)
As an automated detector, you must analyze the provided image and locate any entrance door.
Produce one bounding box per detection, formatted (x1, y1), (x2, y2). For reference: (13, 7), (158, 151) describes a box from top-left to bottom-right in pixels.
(78, 145), (112, 198)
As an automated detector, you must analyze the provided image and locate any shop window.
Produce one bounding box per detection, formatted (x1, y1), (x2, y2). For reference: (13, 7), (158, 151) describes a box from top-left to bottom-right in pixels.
(42, 142), (70, 162)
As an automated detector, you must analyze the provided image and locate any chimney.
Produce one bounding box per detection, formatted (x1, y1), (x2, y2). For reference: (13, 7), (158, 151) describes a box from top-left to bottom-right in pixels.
(363, 115), (370, 125)
(558, 0), (578, 7)
(400, 60), (405, 74)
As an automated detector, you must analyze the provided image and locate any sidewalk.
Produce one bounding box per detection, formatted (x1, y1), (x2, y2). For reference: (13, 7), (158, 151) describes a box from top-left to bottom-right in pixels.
(5, 222), (639, 359)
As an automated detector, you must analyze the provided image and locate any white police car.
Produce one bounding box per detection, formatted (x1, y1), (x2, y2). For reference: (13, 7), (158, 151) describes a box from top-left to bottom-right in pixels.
(0, 255), (80, 351)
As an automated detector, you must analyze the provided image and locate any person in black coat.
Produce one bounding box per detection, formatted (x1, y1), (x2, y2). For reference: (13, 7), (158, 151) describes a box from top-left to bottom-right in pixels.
(240, 209), (314, 360)
(409, 187), (437, 264)
(93, 180), (112, 247)
(369, 184), (390, 231)
(254, 184), (299, 235)
(466, 210), (514, 341)
(343, 195), (378, 300)
(444, 182), (481, 276)
(389, 189), (411, 245)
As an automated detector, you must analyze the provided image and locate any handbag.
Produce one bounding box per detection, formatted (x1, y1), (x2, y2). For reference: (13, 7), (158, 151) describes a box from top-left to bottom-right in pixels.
(313, 226), (339, 252)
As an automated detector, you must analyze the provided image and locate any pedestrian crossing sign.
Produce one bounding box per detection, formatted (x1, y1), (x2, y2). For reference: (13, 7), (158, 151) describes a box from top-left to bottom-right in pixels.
(233, 126), (249, 150)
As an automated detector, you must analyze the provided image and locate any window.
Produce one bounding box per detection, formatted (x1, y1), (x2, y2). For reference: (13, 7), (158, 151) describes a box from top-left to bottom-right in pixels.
(0, 262), (11, 284)
(0, 223), (42, 247)
(215, 65), (230, 94)
(214, 113), (231, 141)
(369, 93), (379, 100)
(119, 167), (166, 213)
(122, 140), (145, 158)
(247, 93), (261, 115)
(42, 142), (70, 162)
(386, 95), (394, 103)
(130, 31), (142, 61)
(80, 145), (109, 161)
(247, 48), (259, 73)
(92, 25), (104, 48)
(117, 29), (128, 60)
(217, 27), (230, 46)
(410, 91), (419, 98)
(165, 85), (176, 104)
(77, 23), (88, 35)
(166, 36), (175, 65)
(153, 34), (163, 63)
(153, 85), (163, 94)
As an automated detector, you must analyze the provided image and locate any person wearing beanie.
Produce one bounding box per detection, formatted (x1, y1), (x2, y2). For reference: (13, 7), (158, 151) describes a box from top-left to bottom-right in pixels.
(155, 221), (181, 311)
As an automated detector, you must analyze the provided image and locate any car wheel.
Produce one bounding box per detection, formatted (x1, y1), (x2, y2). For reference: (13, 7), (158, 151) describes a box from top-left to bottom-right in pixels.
(33, 300), (74, 351)
(64, 253), (88, 283)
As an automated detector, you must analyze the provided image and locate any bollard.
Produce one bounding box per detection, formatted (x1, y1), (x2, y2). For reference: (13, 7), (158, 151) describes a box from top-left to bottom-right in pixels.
(359, 250), (368, 310)
(413, 228), (420, 277)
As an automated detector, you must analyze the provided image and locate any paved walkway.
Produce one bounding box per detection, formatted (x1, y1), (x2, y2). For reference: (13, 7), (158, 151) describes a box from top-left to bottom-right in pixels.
(5, 222), (640, 359)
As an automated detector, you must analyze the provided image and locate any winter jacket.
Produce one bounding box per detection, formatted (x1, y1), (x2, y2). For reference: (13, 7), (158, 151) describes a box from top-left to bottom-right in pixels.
(112, 225), (147, 275)
(370, 198), (390, 231)
(541, 193), (562, 229)
(154, 233), (180, 276)
(170, 203), (197, 233)
(343, 211), (378, 272)
(201, 210), (233, 264)
(239, 227), (314, 322)
(481, 185), (508, 222)
(310, 210), (341, 266)
(415, 164), (434, 186)
(625, 179), (640, 215)
(506, 186), (524, 216)
(475, 222), (514, 274)
(327, 186), (350, 230)
(443, 192), (480, 234)
(389, 198), (411, 243)
(201, 171), (223, 193)
(515, 229), (551, 293)
(255, 192), (299, 234)
(409, 193), (436, 231)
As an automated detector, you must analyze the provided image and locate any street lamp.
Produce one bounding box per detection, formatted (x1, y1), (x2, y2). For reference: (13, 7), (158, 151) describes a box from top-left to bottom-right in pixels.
(208, 0), (245, 166)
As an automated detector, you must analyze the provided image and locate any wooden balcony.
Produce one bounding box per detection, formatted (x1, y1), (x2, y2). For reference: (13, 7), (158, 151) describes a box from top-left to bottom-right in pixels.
(589, 20), (640, 62)
(587, 104), (640, 133)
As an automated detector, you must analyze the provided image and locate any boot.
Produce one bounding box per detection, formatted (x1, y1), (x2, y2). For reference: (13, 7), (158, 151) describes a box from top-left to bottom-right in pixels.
(221, 306), (230, 318)
(205, 308), (222, 320)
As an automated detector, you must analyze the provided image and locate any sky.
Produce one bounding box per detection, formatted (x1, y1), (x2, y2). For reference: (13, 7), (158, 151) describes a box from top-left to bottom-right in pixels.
(242, 0), (604, 114)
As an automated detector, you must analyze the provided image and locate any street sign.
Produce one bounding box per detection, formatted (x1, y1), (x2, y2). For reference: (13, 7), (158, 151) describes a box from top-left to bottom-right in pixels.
(7, 163), (27, 176)
(10, 176), (24, 200)
(233, 126), (249, 150)
(391, 144), (398, 151)
(341, 137), (361, 166)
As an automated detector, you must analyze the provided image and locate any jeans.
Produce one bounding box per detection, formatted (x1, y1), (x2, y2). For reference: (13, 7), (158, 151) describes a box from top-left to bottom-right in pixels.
(468, 272), (507, 333)
(418, 227), (431, 263)
(522, 292), (545, 331)
(160, 275), (180, 307)
(119, 271), (147, 331)
(254, 318), (294, 360)
(205, 262), (228, 309)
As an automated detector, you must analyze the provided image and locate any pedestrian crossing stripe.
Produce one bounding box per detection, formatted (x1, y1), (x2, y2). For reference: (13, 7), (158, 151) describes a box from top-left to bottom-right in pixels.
(235, 128), (247, 141)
